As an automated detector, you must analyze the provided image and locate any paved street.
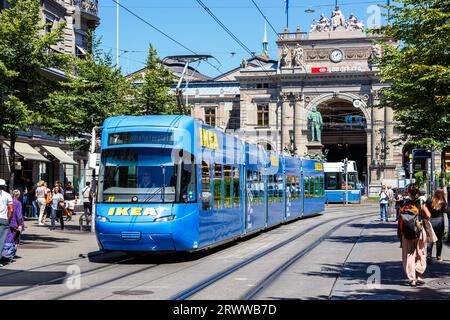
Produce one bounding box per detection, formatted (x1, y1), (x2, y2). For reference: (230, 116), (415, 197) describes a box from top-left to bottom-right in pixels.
(0, 203), (449, 300)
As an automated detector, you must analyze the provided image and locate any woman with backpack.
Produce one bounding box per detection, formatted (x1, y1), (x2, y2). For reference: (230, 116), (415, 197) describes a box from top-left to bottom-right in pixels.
(423, 189), (448, 264)
(398, 184), (430, 287)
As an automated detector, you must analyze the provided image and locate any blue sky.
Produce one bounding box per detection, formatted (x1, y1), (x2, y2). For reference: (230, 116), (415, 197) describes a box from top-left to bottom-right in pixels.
(96, 0), (390, 77)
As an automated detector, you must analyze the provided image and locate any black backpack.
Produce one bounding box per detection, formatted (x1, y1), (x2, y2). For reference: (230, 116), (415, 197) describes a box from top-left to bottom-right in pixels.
(399, 202), (423, 240)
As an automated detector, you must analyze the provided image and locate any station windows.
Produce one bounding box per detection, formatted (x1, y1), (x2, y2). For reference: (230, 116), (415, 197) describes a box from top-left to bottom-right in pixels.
(257, 104), (269, 127)
(201, 162), (211, 211)
(205, 107), (216, 127)
(214, 164), (223, 209)
(256, 83), (269, 89)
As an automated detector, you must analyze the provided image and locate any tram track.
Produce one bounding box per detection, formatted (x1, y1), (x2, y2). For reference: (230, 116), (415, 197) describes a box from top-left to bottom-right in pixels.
(170, 211), (375, 300)
(0, 206), (375, 300)
(0, 253), (148, 299)
(241, 214), (371, 300)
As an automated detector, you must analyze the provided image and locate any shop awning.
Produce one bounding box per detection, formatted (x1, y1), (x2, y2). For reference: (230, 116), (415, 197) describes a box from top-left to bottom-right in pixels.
(42, 145), (78, 165)
(3, 141), (50, 162)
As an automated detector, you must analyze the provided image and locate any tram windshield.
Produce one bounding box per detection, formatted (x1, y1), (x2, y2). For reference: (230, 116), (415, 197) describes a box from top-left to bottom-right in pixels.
(98, 147), (196, 203)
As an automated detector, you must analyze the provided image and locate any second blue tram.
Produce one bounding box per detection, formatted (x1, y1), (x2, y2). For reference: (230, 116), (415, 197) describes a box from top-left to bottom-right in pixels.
(95, 115), (325, 252)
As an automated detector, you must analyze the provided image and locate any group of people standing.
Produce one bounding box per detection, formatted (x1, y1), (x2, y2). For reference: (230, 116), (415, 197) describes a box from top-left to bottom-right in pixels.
(0, 178), (93, 266)
(389, 184), (449, 287)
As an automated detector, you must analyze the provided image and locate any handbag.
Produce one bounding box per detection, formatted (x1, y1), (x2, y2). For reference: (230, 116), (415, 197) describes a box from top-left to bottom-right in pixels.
(424, 219), (438, 243)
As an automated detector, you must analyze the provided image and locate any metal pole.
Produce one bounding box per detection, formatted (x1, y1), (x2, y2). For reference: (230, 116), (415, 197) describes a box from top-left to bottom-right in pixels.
(431, 147), (435, 195)
(116, 0), (120, 68)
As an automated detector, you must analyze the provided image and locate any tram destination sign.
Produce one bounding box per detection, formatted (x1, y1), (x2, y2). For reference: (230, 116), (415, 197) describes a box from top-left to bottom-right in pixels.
(108, 131), (174, 146)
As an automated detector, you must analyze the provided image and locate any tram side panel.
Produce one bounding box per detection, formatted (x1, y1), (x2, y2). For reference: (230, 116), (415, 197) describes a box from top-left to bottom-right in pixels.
(302, 159), (325, 216)
(285, 157), (303, 220)
(244, 143), (266, 233)
(266, 153), (284, 227)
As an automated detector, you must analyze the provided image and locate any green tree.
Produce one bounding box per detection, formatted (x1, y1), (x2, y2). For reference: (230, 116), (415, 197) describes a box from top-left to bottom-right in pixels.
(0, 0), (67, 189)
(372, 0), (450, 150)
(132, 44), (177, 115)
(43, 35), (139, 149)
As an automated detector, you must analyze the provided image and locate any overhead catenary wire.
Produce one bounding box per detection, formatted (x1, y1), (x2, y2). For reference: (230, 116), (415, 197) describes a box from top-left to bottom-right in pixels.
(110, 0), (223, 75)
(250, 0), (279, 36)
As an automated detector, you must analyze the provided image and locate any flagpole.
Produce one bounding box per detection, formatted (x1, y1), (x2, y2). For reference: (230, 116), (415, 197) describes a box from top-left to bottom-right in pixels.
(116, 0), (120, 68)
(285, 0), (289, 29)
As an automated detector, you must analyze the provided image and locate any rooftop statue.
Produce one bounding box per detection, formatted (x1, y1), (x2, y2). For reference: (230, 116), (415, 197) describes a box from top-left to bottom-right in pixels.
(346, 13), (364, 31)
(309, 13), (330, 32)
(331, 5), (346, 30)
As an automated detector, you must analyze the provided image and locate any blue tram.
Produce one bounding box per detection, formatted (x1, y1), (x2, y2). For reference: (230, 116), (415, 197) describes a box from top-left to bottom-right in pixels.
(95, 115), (325, 252)
(323, 161), (361, 203)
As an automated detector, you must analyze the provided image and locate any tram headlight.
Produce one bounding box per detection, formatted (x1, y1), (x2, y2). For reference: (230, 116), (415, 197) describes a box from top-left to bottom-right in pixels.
(96, 216), (110, 223)
(153, 215), (175, 223)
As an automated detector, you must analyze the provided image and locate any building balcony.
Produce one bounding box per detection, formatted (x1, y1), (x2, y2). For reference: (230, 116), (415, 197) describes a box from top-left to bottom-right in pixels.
(72, 0), (99, 18)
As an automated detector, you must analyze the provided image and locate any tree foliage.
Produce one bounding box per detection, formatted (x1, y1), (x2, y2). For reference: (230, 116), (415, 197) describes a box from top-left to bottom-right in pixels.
(42, 34), (141, 150)
(132, 44), (178, 115)
(372, 0), (450, 150)
(0, 0), (67, 188)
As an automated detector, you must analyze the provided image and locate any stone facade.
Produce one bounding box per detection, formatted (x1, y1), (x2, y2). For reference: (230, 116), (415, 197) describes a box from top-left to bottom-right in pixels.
(182, 17), (442, 196)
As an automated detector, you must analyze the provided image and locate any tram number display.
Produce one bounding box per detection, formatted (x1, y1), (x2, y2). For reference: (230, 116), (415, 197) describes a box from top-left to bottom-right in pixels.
(200, 128), (219, 150)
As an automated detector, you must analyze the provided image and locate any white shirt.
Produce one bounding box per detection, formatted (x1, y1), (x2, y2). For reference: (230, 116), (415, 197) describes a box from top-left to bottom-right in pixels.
(0, 190), (13, 220)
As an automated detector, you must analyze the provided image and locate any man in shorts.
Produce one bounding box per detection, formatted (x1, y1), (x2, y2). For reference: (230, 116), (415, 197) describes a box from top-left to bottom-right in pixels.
(64, 181), (78, 221)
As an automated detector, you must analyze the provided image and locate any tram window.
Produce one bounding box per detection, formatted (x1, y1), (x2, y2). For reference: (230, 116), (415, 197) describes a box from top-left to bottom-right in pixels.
(233, 167), (240, 208)
(269, 175), (277, 204)
(276, 175), (283, 202)
(315, 177), (320, 197)
(295, 176), (301, 200)
(325, 173), (339, 190)
(201, 162), (211, 211)
(320, 176), (325, 197)
(303, 177), (308, 198)
(214, 164), (223, 209)
(224, 165), (232, 208)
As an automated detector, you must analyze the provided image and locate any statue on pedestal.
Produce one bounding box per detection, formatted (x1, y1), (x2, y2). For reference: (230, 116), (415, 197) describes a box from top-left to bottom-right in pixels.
(291, 44), (303, 68)
(280, 45), (289, 68)
(307, 106), (323, 143)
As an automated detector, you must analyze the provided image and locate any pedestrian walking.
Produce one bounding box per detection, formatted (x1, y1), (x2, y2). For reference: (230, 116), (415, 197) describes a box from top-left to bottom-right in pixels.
(35, 180), (47, 226)
(24, 177), (37, 218)
(379, 185), (389, 222)
(422, 189), (448, 264)
(81, 182), (93, 217)
(387, 186), (395, 218)
(394, 189), (404, 221)
(64, 181), (78, 222)
(2, 190), (25, 264)
(0, 179), (13, 267)
(50, 186), (65, 231)
(398, 184), (429, 287)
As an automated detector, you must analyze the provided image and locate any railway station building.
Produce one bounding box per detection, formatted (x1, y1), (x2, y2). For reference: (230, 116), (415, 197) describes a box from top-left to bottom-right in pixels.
(175, 10), (442, 196)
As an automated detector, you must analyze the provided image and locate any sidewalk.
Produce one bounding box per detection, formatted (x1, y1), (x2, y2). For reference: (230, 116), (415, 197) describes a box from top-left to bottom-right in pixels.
(331, 218), (450, 300)
(2, 214), (100, 271)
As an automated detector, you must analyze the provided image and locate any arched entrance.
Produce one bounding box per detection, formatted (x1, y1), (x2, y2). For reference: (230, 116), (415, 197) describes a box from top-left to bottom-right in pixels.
(315, 97), (368, 182)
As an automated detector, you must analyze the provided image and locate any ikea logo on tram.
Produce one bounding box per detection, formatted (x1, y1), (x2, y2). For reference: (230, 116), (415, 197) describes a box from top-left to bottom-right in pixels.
(107, 207), (158, 216)
(315, 163), (323, 171)
(199, 128), (219, 150)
